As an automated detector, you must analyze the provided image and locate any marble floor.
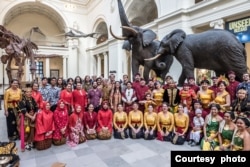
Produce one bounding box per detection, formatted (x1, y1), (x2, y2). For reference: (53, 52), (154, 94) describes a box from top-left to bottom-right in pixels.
(0, 104), (200, 167)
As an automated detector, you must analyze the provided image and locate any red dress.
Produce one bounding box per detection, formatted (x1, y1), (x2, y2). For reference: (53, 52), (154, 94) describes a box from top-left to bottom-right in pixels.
(72, 89), (88, 112)
(32, 90), (43, 109)
(84, 112), (97, 129)
(52, 102), (69, 140)
(60, 90), (73, 111)
(97, 109), (113, 133)
(34, 102), (55, 141)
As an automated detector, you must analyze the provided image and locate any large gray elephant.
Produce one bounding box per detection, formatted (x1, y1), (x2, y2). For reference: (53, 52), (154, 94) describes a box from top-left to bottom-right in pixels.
(146, 29), (247, 85)
(110, 0), (173, 82)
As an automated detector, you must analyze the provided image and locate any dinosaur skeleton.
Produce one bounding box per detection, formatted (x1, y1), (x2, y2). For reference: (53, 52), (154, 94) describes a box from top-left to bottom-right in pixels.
(0, 25), (38, 84)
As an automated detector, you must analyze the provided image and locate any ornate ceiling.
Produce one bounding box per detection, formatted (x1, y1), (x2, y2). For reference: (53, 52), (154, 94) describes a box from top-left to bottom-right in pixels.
(3, 2), (66, 32)
(58, 0), (91, 6)
(3, 0), (158, 33)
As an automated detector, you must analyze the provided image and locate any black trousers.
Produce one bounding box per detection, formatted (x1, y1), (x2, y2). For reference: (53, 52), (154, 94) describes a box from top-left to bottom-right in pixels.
(6, 108), (18, 140)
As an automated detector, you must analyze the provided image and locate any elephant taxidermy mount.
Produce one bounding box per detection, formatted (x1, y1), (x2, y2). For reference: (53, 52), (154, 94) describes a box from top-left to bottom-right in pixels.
(109, 0), (173, 82)
(145, 29), (247, 86)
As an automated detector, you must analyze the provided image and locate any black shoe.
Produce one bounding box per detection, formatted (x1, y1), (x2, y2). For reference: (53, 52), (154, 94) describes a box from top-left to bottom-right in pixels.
(191, 142), (199, 147)
(188, 140), (193, 145)
(9, 136), (17, 141)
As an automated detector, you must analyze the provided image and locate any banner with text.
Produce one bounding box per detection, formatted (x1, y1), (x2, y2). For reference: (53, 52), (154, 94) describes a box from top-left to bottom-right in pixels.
(225, 17), (250, 43)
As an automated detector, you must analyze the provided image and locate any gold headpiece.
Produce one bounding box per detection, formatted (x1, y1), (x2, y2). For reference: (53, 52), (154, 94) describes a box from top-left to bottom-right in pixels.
(217, 75), (229, 86)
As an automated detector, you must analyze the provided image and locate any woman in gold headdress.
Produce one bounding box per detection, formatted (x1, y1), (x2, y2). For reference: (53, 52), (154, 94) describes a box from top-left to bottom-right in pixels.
(214, 81), (230, 117)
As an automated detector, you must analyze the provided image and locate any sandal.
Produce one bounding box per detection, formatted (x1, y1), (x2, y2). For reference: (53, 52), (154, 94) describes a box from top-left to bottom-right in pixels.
(29, 143), (34, 148)
(25, 144), (31, 151)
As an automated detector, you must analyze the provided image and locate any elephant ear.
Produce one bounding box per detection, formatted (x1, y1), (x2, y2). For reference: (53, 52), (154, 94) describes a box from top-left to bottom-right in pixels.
(142, 29), (156, 47)
(167, 29), (186, 54)
(122, 40), (131, 51)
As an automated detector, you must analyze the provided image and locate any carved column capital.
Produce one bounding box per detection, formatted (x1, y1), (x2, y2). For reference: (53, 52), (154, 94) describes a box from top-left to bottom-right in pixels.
(103, 52), (108, 56)
(210, 19), (224, 29)
(67, 38), (79, 48)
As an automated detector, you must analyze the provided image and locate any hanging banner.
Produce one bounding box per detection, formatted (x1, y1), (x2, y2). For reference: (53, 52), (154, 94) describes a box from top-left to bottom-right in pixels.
(225, 17), (250, 43)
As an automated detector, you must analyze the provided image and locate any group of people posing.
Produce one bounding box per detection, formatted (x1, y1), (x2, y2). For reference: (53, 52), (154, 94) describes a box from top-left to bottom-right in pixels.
(3, 71), (250, 152)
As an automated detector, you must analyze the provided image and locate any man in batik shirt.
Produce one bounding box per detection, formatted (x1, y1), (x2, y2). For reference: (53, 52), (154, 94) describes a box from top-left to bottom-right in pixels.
(39, 77), (51, 102)
(48, 77), (61, 111)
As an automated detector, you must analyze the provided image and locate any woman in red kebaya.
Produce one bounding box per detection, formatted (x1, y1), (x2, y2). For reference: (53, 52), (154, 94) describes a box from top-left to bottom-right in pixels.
(52, 100), (69, 145)
(60, 83), (74, 115)
(84, 104), (98, 139)
(72, 82), (88, 112)
(34, 102), (55, 150)
(31, 82), (43, 109)
(97, 101), (113, 140)
(67, 104), (86, 147)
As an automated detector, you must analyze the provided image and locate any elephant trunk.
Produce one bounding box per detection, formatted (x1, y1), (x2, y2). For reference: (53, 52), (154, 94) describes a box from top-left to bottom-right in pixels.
(117, 0), (133, 37)
(118, 0), (131, 27)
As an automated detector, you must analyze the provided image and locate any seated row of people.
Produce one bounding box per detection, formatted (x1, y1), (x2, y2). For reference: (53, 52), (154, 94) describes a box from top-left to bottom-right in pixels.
(32, 101), (190, 150)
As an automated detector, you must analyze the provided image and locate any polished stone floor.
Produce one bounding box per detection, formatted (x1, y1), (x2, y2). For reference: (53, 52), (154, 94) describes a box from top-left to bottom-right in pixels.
(0, 103), (200, 167)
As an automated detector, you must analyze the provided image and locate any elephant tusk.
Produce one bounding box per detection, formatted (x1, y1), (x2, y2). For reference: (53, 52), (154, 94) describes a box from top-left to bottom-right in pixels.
(144, 54), (161, 61)
(121, 26), (138, 36)
(109, 26), (128, 40)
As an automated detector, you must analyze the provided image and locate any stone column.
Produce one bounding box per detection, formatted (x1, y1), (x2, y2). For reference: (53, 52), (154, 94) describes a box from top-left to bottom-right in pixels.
(25, 59), (30, 81)
(67, 38), (79, 78)
(45, 58), (50, 77)
(210, 19), (224, 29)
(181, 0), (195, 8)
(103, 52), (108, 78)
(63, 55), (68, 79)
(86, 50), (94, 76)
(97, 54), (101, 77)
